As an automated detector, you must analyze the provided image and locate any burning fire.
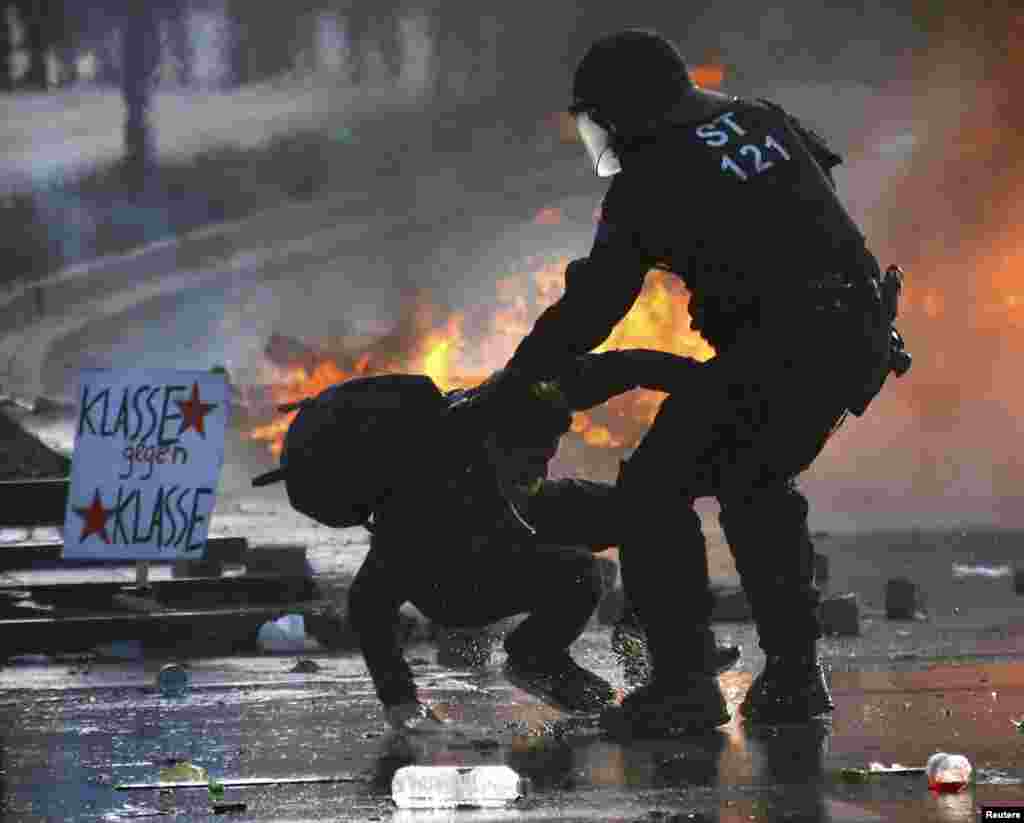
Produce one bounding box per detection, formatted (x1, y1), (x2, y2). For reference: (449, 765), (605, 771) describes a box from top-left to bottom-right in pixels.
(246, 258), (713, 458)
(247, 63), (725, 460)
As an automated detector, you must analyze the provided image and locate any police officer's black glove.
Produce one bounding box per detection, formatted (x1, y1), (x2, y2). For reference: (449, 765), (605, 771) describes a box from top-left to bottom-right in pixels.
(443, 366), (534, 433)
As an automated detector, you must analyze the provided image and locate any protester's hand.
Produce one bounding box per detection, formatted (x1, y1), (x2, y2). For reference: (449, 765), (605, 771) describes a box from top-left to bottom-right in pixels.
(385, 701), (446, 732)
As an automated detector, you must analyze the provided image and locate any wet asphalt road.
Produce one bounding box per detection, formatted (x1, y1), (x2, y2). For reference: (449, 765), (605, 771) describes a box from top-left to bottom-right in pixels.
(3, 629), (1024, 823)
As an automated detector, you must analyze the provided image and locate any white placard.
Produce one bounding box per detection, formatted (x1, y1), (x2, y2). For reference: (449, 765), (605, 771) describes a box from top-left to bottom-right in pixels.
(62, 369), (231, 560)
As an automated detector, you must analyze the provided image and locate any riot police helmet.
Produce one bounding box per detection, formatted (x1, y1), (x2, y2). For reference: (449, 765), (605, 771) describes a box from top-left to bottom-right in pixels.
(569, 29), (736, 176)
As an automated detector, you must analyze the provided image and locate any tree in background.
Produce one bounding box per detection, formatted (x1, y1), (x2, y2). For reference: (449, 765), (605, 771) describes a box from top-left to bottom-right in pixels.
(225, 1), (304, 86)
(119, 3), (162, 176)
(4, 0), (65, 90)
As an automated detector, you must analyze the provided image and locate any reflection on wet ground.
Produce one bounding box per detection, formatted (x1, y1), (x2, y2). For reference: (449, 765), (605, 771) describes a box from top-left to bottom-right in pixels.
(1, 635), (1023, 821)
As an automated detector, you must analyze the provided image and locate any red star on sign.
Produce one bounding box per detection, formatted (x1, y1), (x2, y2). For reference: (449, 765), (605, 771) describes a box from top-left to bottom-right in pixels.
(176, 381), (218, 437)
(73, 489), (113, 544)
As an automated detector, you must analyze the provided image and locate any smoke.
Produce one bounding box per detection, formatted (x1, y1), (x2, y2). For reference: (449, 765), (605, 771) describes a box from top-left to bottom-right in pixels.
(798, 5), (1024, 528)
(14, 2), (1023, 529)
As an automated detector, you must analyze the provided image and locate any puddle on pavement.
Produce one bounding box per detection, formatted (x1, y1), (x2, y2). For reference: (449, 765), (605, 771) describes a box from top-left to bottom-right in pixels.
(1, 658), (1023, 821)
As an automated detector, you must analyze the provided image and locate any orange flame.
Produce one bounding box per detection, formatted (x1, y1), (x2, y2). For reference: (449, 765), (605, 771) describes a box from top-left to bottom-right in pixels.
(246, 258), (713, 458)
(690, 63), (726, 89)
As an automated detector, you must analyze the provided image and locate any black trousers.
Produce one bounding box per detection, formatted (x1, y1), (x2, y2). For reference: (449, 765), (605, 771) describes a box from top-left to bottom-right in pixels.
(349, 526), (606, 705)
(405, 537), (604, 662)
(616, 317), (852, 676)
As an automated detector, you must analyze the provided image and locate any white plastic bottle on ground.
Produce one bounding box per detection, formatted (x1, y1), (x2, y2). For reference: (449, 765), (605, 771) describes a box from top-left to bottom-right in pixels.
(926, 752), (972, 793)
(391, 765), (524, 809)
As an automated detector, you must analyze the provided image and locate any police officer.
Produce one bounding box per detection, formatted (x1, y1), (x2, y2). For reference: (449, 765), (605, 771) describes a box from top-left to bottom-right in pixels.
(453, 29), (903, 735)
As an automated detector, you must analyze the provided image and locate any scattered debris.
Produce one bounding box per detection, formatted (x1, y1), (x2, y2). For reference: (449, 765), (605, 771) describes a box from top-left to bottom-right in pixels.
(926, 752), (972, 793)
(117, 774), (367, 791)
(103, 801), (170, 819)
(885, 577), (922, 620)
(837, 763), (926, 783)
(821, 593), (860, 636)
(158, 760), (208, 784)
(391, 764), (522, 809)
(257, 614), (312, 653)
(953, 563), (1011, 579)
(212, 802), (247, 815)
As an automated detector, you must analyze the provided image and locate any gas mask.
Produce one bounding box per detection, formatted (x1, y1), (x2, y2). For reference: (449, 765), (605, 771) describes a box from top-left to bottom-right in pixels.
(571, 107), (622, 178)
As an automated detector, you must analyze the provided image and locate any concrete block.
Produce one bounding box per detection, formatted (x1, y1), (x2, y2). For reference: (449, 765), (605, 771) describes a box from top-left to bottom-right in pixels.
(885, 577), (922, 620)
(172, 557), (224, 578)
(244, 545), (311, 577)
(820, 592), (860, 636)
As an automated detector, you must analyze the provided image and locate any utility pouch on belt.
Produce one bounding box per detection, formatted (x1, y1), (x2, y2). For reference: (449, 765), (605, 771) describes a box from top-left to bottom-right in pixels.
(846, 263), (912, 417)
(752, 98), (912, 416)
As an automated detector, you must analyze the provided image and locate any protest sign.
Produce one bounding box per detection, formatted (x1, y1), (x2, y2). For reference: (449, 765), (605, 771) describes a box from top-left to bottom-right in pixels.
(62, 369), (231, 560)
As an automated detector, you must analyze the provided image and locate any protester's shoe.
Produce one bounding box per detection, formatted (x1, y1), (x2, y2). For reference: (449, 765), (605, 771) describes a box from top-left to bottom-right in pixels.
(611, 621), (741, 687)
(600, 675), (731, 738)
(505, 652), (619, 714)
(739, 653), (834, 723)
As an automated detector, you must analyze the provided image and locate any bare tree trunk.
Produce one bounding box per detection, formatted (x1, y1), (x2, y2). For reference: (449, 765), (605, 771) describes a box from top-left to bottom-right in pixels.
(120, 4), (161, 178)
(19, 0), (50, 90)
(160, 0), (191, 86)
(0, 3), (13, 91)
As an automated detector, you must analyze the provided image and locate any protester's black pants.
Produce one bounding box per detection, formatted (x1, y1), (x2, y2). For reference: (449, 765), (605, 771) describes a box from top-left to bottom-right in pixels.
(404, 537), (604, 662)
(616, 322), (850, 676)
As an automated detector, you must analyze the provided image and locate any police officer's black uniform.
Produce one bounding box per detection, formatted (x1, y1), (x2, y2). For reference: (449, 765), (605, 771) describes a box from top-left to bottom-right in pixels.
(465, 30), (907, 734)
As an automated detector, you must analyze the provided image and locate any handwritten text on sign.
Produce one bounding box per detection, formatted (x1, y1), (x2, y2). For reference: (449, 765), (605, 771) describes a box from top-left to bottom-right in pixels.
(62, 369), (231, 560)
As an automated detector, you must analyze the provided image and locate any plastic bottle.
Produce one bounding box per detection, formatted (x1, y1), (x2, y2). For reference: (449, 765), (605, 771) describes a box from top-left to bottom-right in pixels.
(926, 752), (972, 793)
(157, 663), (189, 697)
(257, 614), (308, 652)
(391, 765), (524, 809)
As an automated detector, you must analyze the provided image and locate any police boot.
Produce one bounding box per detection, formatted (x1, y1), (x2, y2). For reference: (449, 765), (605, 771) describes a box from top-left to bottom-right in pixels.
(739, 643), (834, 724)
(611, 608), (741, 687)
(601, 627), (730, 738)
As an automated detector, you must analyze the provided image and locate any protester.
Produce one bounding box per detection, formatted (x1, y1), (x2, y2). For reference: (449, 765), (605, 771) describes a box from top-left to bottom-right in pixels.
(344, 350), (739, 730)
